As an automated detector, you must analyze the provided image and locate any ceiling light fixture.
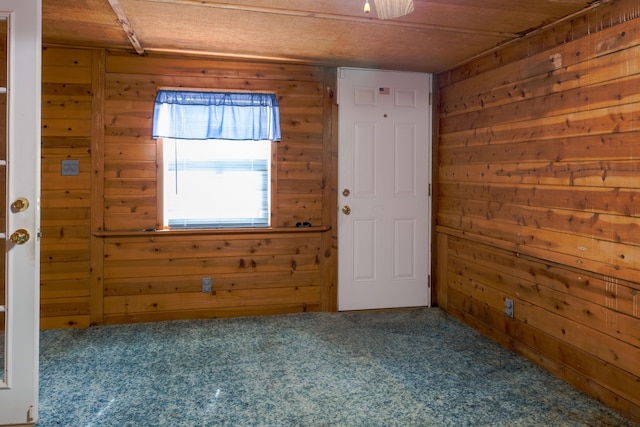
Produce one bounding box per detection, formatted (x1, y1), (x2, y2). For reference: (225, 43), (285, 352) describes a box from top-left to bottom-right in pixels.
(365, 0), (414, 20)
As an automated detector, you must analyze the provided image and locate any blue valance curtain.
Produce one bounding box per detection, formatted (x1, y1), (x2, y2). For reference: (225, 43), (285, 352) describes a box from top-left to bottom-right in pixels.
(152, 90), (281, 141)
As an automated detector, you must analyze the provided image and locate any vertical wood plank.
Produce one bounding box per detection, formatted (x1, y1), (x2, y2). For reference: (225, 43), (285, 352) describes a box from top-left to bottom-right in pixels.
(91, 48), (105, 233)
(90, 49), (106, 325)
(89, 236), (104, 325)
(435, 233), (448, 309)
(320, 69), (338, 311)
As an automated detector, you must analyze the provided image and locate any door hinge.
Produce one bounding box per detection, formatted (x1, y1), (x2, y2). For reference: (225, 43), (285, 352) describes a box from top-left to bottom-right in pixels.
(428, 183), (432, 196)
(429, 92), (432, 105)
(428, 274), (431, 288)
(27, 404), (35, 422)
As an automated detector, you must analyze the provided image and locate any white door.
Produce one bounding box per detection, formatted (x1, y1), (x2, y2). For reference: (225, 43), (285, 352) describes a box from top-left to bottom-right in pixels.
(0, 0), (41, 425)
(337, 68), (431, 311)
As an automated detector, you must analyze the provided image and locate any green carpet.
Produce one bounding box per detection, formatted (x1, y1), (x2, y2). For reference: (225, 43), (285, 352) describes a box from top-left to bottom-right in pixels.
(37, 308), (636, 426)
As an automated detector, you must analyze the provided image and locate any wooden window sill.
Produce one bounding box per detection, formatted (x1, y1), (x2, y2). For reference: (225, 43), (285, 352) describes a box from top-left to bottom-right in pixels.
(92, 226), (331, 237)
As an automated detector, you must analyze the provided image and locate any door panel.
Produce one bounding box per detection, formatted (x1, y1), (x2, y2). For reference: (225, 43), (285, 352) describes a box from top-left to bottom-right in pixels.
(394, 124), (417, 196)
(354, 123), (376, 196)
(394, 218), (415, 279)
(353, 219), (376, 280)
(338, 68), (432, 311)
(0, 0), (41, 425)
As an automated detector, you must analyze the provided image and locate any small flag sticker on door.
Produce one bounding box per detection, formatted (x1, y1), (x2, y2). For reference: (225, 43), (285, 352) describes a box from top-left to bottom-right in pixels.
(379, 87), (390, 95)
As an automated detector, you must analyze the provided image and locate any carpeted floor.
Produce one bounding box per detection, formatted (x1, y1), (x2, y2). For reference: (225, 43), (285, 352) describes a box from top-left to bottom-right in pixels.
(38, 308), (636, 426)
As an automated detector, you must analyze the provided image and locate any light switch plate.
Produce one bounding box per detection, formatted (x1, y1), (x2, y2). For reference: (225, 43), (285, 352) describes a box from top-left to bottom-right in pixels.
(61, 159), (79, 176)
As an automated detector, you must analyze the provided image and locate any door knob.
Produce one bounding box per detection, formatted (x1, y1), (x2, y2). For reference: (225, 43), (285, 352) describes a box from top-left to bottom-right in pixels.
(9, 229), (30, 245)
(342, 205), (351, 215)
(12, 197), (29, 212)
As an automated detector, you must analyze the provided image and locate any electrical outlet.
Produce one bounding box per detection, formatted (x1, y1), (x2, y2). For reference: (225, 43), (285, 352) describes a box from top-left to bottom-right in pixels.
(504, 298), (514, 318)
(202, 277), (212, 293)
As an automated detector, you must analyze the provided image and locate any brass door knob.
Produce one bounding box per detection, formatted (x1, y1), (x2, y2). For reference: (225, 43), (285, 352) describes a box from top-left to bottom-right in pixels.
(342, 205), (351, 215)
(9, 229), (30, 245)
(12, 197), (29, 212)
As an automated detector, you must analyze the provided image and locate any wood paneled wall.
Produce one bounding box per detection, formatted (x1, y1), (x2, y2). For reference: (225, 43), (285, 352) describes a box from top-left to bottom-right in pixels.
(40, 48), (338, 327)
(435, 0), (640, 421)
(40, 47), (93, 328)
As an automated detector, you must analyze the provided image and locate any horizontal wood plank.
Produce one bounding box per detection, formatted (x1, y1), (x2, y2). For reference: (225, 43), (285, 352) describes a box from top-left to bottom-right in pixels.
(104, 253), (320, 279)
(40, 315), (90, 329)
(104, 286), (321, 314)
(105, 52), (326, 82)
(104, 270), (320, 296)
(104, 236), (321, 260)
(103, 303), (320, 325)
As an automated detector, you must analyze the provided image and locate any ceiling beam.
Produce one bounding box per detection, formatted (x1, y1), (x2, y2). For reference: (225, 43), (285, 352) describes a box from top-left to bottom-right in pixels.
(107, 0), (145, 55)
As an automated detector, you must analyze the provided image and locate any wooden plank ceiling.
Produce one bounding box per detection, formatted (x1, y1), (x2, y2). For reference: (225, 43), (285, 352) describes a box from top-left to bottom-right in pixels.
(43, 0), (599, 72)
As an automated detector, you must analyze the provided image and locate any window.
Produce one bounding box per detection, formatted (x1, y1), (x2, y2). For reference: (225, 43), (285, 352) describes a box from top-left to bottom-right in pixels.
(153, 90), (280, 229)
(161, 138), (271, 228)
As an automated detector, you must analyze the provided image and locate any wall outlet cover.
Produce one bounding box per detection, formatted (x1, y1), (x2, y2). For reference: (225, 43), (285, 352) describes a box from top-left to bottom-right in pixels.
(504, 298), (514, 318)
(202, 277), (212, 293)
